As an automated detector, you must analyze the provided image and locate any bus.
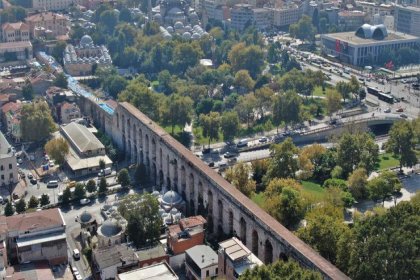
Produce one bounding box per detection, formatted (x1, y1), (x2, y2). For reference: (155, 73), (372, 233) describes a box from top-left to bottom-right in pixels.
(366, 86), (380, 97)
(377, 92), (394, 104)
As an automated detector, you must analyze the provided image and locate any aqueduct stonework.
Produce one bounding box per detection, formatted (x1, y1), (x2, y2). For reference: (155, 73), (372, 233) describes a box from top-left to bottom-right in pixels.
(81, 99), (349, 280)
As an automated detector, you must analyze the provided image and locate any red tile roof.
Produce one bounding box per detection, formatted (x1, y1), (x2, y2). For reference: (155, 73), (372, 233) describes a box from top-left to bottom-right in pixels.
(6, 208), (64, 233)
(1, 102), (21, 114)
(179, 215), (206, 230)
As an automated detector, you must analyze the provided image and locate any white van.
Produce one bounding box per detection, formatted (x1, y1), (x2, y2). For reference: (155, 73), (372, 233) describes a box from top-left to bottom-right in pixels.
(237, 139), (249, 148)
(46, 180), (58, 188)
(98, 167), (111, 177)
(73, 249), (80, 259)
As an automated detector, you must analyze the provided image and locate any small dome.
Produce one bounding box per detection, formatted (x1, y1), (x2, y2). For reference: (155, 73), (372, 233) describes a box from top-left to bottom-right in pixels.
(182, 32), (191, 39)
(80, 35), (93, 47)
(191, 33), (200, 40)
(79, 211), (93, 223)
(166, 26), (174, 33)
(99, 221), (122, 237)
(190, 12), (198, 19)
(162, 190), (183, 205)
(174, 21), (184, 29)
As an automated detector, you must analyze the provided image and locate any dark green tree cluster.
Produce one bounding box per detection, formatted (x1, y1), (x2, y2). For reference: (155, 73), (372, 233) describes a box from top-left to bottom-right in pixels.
(118, 194), (161, 248)
(240, 260), (322, 280)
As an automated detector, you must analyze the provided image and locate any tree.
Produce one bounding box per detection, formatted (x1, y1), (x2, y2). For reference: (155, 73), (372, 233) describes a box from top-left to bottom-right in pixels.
(4, 202), (14, 216)
(386, 120), (417, 172)
(22, 80), (34, 100)
(235, 93), (257, 128)
(225, 163), (256, 197)
(44, 138), (69, 166)
(272, 91), (302, 131)
(99, 159), (106, 170)
(172, 42), (203, 74)
(73, 183), (86, 201)
(199, 112), (220, 148)
(254, 86), (274, 118)
(15, 198), (26, 214)
(325, 88), (342, 118)
(368, 170), (401, 204)
(233, 70), (255, 93)
(99, 10), (119, 32)
(53, 73), (68, 89)
(349, 75), (360, 98)
(40, 194), (50, 206)
(228, 43), (264, 78)
(98, 177), (108, 195)
(347, 168), (368, 200)
(239, 260), (322, 280)
(298, 144), (327, 180)
(119, 7), (132, 22)
(21, 102), (55, 142)
(160, 94), (193, 134)
(52, 41), (67, 64)
(220, 111), (240, 142)
(86, 179), (97, 193)
(265, 138), (299, 180)
(335, 81), (351, 102)
(339, 201), (419, 280)
(135, 163), (147, 185)
(336, 133), (379, 177)
(118, 194), (161, 248)
(103, 75), (128, 98)
(289, 15), (317, 42)
(28, 195), (39, 209)
(265, 186), (304, 229)
(298, 213), (350, 264)
(61, 187), (72, 205)
(117, 168), (130, 188)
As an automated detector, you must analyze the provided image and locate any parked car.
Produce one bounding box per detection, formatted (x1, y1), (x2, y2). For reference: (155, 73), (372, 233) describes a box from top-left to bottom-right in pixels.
(396, 107), (404, 112)
(202, 147), (211, 154)
(259, 137), (268, 143)
(30, 178), (37, 185)
(224, 152), (237, 159)
(47, 180), (58, 188)
(98, 167), (111, 177)
(27, 173), (33, 180)
(208, 162), (215, 167)
(384, 108), (391, 113)
(49, 160), (55, 167)
(80, 198), (91, 205)
(400, 113), (408, 119)
(73, 249), (80, 260)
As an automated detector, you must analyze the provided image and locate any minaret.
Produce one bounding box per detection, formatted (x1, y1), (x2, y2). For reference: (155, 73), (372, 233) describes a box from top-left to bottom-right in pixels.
(148, 0), (153, 22)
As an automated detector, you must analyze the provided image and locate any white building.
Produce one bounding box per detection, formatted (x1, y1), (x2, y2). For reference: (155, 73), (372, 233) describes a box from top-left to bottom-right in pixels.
(395, 5), (420, 37)
(116, 262), (178, 280)
(270, 4), (303, 28)
(32, 0), (74, 11)
(231, 4), (271, 31)
(0, 131), (18, 186)
(185, 245), (218, 280)
(218, 237), (263, 280)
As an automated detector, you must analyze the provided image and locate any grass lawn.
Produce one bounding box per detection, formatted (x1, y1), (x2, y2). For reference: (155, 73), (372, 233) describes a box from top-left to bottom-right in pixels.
(163, 125), (183, 135)
(301, 180), (326, 201)
(151, 80), (159, 87)
(251, 192), (266, 208)
(312, 86), (326, 97)
(378, 153), (399, 170)
(192, 126), (224, 146)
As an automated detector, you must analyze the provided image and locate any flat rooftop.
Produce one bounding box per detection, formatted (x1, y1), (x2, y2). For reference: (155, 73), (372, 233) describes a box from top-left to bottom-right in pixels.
(322, 31), (419, 45)
(117, 262), (178, 280)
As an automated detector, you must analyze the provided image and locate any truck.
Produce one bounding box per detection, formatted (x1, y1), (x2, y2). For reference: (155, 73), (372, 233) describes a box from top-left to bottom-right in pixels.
(98, 167), (111, 177)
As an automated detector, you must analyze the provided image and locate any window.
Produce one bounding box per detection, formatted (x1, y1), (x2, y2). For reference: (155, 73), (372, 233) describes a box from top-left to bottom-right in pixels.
(9, 173), (13, 179)
(0, 165), (3, 171)
(9, 164), (12, 169)
(1, 175), (4, 180)
(206, 270), (209, 277)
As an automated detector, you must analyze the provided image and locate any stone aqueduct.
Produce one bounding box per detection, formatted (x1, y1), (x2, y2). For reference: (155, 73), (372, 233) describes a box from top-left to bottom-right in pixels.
(80, 99), (349, 280)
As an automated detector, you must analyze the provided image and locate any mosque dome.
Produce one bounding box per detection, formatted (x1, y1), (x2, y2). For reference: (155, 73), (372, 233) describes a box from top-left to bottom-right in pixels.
(79, 211), (93, 224)
(80, 35), (93, 48)
(161, 190), (183, 205)
(191, 33), (200, 40)
(174, 21), (184, 29)
(99, 221), (122, 237)
(182, 32), (191, 39)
